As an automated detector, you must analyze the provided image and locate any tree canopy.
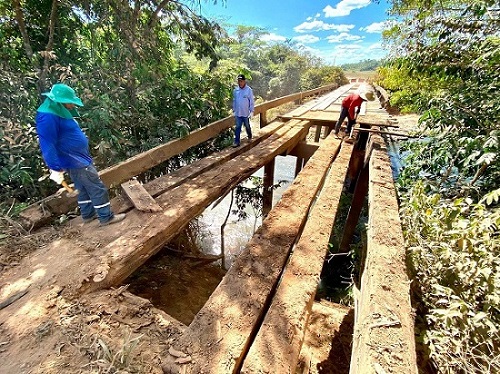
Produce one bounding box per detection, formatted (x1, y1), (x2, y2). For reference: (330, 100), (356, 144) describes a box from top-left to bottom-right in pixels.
(377, 0), (500, 371)
(0, 0), (346, 211)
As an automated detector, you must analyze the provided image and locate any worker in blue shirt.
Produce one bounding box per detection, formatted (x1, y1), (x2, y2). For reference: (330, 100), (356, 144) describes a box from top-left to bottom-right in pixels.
(36, 83), (126, 226)
(232, 74), (255, 147)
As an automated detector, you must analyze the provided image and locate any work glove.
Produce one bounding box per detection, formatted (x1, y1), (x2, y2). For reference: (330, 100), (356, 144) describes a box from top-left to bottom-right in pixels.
(248, 112), (254, 118)
(49, 170), (65, 185)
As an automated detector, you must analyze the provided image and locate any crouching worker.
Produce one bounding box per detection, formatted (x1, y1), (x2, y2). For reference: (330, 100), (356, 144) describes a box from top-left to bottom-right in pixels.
(333, 90), (375, 142)
(36, 83), (126, 226)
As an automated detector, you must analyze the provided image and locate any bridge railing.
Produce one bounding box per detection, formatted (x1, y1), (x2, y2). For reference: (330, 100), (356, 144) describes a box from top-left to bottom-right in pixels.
(19, 83), (338, 229)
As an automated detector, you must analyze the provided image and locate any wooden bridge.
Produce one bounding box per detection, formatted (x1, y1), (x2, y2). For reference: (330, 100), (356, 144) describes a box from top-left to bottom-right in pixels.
(3, 83), (417, 374)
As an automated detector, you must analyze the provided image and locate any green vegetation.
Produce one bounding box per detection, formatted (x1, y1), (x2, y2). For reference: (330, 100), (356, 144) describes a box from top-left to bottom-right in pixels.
(0, 1), (346, 213)
(341, 59), (381, 71)
(378, 0), (500, 372)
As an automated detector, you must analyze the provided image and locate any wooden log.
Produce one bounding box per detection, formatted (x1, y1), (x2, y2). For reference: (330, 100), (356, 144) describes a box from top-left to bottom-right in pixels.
(241, 134), (353, 374)
(162, 131), (344, 374)
(121, 180), (163, 212)
(278, 112), (396, 128)
(356, 127), (413, 137)
(349, 135), (417, 374)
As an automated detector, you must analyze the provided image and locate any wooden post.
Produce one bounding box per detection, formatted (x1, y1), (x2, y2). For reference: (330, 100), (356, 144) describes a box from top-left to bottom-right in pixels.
(314, 124), (322, 142)
(339, 163), (369, 252)
(347, 148), (365, 192)
(260, 111), (268, 128)
(262, 158), (275, 217)
(295, 156), (303, 177)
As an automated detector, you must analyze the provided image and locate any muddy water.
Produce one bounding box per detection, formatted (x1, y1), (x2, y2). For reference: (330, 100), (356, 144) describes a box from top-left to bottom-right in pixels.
(125, 155), (297, 324)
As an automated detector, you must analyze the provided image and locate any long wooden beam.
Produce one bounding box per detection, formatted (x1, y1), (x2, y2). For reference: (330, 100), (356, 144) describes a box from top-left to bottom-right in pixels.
(356, 127), (414, 138)
(349, 135), (417, 374)
(241, 137), (353, 373)
(81, 120), (310, 293)
(279, 112), (394, 127)
(113, 120), (289, 213)
(161, 133), (344, 374)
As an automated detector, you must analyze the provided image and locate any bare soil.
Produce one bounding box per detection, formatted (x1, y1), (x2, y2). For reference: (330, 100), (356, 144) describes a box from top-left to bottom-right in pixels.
(0, 114), (420, 374)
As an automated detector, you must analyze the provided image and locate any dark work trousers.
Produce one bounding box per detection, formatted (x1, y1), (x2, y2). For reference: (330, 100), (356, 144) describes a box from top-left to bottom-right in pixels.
(334, 106), (356, 135)
(69, 164), (113, 223)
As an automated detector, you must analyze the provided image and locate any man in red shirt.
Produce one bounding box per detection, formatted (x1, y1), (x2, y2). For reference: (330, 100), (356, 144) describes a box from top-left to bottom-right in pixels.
(333, 91), (374, 140)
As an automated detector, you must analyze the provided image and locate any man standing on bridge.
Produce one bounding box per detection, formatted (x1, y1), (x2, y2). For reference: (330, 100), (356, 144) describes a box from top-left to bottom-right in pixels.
(232, 74), (255, 147)
(334, 90), (374, 142)
(35, 83), (126, 226)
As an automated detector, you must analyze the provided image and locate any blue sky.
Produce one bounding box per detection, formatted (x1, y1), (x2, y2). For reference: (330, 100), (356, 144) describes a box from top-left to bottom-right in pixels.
(196, 0), (391, 66)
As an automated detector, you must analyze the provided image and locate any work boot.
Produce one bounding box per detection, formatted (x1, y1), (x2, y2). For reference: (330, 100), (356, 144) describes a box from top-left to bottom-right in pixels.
(99, 213), (126, 227)
(82, 214), (97, 224)
(232, 143), (240, 148)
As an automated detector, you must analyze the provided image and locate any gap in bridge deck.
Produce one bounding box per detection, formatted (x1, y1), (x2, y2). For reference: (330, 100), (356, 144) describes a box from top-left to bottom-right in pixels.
(121, 155), (298, 325)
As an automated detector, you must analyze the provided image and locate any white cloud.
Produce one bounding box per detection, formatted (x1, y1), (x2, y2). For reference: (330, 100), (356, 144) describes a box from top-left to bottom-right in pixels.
(294, 19), (354, 33)
(326, 32), (363, 43)
(323, 0), (371, 18)
(368, 42), (383, 50)
(360, 21), (387, 33)
(292, 34), (320, 44)
(260, 33), (287, 42)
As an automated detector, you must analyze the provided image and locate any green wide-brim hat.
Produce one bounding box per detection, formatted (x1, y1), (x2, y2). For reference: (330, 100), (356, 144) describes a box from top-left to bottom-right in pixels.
(42, 83), (84, 106)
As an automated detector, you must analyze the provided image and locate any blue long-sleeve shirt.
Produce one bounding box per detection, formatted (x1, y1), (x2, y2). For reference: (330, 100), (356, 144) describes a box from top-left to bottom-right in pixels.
(36, 111), (93, 171)
(232, 85), (255, 117)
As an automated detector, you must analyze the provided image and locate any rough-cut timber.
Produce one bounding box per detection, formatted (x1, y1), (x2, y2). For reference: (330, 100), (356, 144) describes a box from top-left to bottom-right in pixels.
(162, 132), (345, 374)
(285, 85), (353, 117)
(349, 134), (417, 374)
(113, 120), (288, 213)
(241, 136), (354, 374)
(121, 180), (162, 212)
(83, 120), (310, 292)
(280, 111), (392, 127)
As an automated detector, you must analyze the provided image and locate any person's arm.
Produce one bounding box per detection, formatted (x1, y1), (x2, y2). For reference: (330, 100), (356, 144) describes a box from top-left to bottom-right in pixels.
(36, 112), (64, 171)
(232, 88), (237, 115)
(248, 87), (255, 116)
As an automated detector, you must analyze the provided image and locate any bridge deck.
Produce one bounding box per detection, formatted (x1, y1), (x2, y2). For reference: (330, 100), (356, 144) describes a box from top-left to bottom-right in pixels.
(0, 84), (416, 374)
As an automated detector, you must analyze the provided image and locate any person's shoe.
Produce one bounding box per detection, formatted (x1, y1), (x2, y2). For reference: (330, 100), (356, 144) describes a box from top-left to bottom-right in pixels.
(82, 214), (97, 223)
(334, 131), (340, 138)
(99, 213), (126, 227)
(232, 143), (240, 148)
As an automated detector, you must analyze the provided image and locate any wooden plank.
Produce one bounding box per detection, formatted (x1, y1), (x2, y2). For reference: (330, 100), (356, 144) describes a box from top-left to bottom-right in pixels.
(161, 132), (344, 374)
(81, 120), (311, 292)
(112, 120), (289, 213)
(349, 134), (417, 374)
(279, 112), (393, 127)
(356, 127), (412, 138)
(121, 180), (162, 212)
(241, 134), (353, 373)
(309, 85), (353, 111)
(285, 85), (352, 117)
(256, 83), (338, 113)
